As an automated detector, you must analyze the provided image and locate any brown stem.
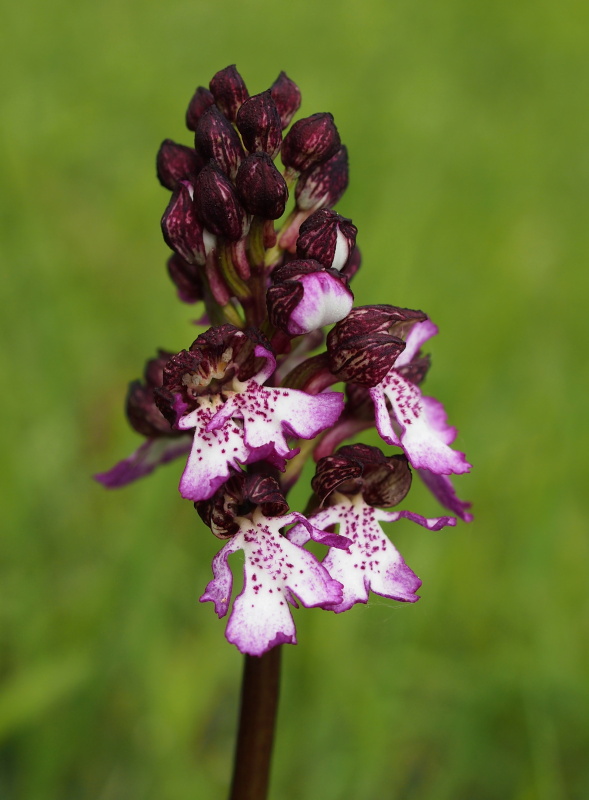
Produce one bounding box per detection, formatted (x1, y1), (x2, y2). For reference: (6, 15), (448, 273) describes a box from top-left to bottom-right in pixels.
(229, 647), (282, 800)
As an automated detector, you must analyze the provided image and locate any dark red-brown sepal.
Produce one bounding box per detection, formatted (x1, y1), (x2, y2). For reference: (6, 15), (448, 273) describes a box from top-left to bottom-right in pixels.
(185, 86), (215, 132)
(281, 112), (341, 173)
(312, 444), (412, 508)
(236, 91), (283, 158)
(270, 71), (301, 129)
(161, 181), (205, 265)
(209, 65), (249, 122)
(296, 209), (357, 271)
(156, 139), (204, 190)
(235, 153), (288, 219)
(193, 162), (248, 241)
(195, 105), (245, 179)
(295, 145), (349, 211)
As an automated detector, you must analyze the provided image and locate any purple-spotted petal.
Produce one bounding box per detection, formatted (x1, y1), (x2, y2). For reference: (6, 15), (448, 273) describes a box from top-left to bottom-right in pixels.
(94, 436), (192, 488)
(207, 383), (344, 466)
(177, 401), (250, 501)
(418, 469), (474, 522)
(370, 372), (471, 475)
(295, 496), (456, 613)
(200, 511), (343, 656)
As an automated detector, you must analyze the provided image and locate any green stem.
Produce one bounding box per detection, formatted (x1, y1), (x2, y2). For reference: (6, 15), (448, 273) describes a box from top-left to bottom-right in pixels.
(229, 647), (282, 800)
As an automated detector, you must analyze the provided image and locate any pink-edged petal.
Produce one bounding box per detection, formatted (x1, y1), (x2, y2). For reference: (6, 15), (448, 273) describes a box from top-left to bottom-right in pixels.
(418, 469), (473, 522)
(369, 383), (401, 446)
(177, 404), (249, 501)
(372, 371), (471, 475)
(375, 507), (457, 531)
(208, 383), (344, 464)
(394, 319), (438, 367)
(200, 511), (343, 656)
(306, 497), (422, 612)
(288, 271), (354, 335)
(94, 436), (192, 488)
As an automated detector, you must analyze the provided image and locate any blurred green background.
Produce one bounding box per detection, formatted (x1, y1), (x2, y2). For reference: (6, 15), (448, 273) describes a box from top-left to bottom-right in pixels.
(2, 0), (588, 797)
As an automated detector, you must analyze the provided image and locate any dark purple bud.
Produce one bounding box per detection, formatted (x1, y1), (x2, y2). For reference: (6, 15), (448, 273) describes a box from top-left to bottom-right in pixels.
(156, 139), (204, 190)
(326, 305), (428, 386)
(281, 113), (341, 173)
(195, 472), (289, 538)
(296, 209), (357, 271)
(167, 252), (204, 304)
(126, 351), (179, 438)
(209, 64), (249, 122)
(235, 153), (288, 219)
(185, 86), (215, 132)
(193, 162), (248, 241)
(270, 71), (302, 129)
(236, 91), (283, 158)
(161, 181), (206, 265)
(195, 105), (245, 179)
(267, 259), (353, 336)
(312, 445), (412, 508)
(327, 331), (406, 386)
(295, 145), (349, 211)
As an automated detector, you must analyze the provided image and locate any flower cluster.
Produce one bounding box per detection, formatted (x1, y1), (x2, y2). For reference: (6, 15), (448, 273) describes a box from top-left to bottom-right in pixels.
(96, 65), (472, 656)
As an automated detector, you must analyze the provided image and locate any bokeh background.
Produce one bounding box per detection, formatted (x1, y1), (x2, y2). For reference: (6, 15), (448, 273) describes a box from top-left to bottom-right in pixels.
(2, 0), (588, 797)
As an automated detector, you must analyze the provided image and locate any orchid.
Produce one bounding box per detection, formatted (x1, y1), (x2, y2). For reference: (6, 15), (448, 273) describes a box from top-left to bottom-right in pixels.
(96, 63), (473, 799)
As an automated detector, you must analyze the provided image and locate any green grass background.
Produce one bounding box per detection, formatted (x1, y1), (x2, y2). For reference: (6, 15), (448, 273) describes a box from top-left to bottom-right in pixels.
(2, 0), (588, 797)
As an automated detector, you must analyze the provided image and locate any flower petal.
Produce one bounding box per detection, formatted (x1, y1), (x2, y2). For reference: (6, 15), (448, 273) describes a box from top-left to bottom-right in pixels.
(370, 372), (471, 475)
(394, 319), (438, 367)
(177, 405), (250, 501)
(94, 436), (192, 488)
(305, 498), (423, 612)
(200, 511), (343, 656)
(418, 469), (474, 522)
(208, 383), (344, 465)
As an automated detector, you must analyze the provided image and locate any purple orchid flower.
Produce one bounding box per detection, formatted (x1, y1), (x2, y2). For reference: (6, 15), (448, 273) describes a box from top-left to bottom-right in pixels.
(172, 343), (344, 502)
(200, 509), (348, 656)
(290, 493), (456, 613)
(368, 319), (471, 476)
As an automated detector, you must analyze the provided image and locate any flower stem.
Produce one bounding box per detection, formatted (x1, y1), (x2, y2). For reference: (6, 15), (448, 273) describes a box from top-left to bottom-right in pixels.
(229, 646), (282, 800)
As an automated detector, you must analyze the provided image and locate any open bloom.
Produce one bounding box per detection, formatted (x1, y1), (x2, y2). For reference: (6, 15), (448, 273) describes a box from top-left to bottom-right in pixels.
(369, 319), (471, 475)
(157, 327), (344, 501)
(201, 509), (347, 656)
(290, 493), (455, 612)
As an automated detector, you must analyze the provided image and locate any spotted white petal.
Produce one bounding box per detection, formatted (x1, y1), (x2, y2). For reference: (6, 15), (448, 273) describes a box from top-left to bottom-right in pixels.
(200, 511), (343, 656)
(370, 371), (471, 475)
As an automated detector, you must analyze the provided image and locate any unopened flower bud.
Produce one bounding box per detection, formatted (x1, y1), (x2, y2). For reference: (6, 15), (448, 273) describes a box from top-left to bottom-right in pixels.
(236, 91), (283, 158)
(193, 162), (248, 241)
(126, 351), (179, 438)
(185, 86), (215, 132)
(195, 472), (289, 538)
(267, 259), (353, 336)
(209, 64), (249, 122)
(326, 306), (427, 385)
(167, 252), (204, 304)
(281, 113), (341, 173)
(235, 153), (288, 219)
(296, 209), (357, 271)
(161, 181), (206, 265)
(295, 145), (349, 211)
(270, 71), (301, 129)
(312, 445), (412, 508)
(156, 139), (204, 190)
(195, 105), (245, 179)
